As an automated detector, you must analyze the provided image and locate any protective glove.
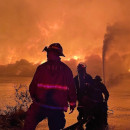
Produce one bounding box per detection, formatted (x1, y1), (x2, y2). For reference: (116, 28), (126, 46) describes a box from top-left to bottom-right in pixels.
(69, 105), (76, 114)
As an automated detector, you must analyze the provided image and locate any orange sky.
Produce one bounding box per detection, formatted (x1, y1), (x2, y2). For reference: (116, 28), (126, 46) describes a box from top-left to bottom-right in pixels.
(0, 0), (130, 65)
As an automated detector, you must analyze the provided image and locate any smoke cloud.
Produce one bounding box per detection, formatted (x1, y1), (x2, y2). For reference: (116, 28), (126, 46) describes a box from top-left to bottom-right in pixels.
(102, 0), (130, 84)
(0, 0), (130, 87)
(0, 59), (38, 77)
(0, 52), (129, 87)
(0, 56), (102, 78)
(84, 55), (102, 77)
(0, 0), (129, 64)
(102, 22), (130, 84)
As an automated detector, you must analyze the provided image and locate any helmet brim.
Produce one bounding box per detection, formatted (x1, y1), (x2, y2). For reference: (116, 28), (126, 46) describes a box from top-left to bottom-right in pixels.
(42, 47), (65, 57)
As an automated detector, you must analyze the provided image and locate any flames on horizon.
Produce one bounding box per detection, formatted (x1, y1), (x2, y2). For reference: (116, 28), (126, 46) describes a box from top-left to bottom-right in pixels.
(0, 0), (130, 88)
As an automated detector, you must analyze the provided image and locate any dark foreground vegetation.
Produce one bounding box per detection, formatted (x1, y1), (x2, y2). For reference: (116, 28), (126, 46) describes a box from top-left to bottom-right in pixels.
(0, 84), (31, 130)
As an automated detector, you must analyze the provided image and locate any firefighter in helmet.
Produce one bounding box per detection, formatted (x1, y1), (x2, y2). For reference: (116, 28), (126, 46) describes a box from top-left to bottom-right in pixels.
(74, 63), (93, 129)
(23, 43), (77, 130)
(93, 75), (109, 126)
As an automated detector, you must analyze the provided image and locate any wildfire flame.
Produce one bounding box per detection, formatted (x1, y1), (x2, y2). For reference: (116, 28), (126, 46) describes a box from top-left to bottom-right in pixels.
(73, 56), (79, 60)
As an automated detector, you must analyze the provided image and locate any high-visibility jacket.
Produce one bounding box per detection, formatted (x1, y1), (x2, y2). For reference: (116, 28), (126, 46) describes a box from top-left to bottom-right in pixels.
(29, 59), (77, 111)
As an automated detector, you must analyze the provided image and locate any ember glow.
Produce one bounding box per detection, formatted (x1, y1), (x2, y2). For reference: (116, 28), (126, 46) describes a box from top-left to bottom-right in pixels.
(73, 56), (79, 60)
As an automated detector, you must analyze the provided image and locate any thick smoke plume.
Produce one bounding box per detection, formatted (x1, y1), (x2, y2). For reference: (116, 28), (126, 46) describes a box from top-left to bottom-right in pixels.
(102, 26), (114, 84)
(102, 22), (130, 85)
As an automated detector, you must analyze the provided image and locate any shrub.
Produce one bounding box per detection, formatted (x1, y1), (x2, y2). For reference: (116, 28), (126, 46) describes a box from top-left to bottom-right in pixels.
(0, 84), (32, 129)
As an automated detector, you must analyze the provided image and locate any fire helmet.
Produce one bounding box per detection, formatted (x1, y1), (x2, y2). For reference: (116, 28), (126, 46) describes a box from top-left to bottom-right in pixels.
(42, 43), (65, 57)
(95, 75), (102, 81)
(77, 63), (87, 71)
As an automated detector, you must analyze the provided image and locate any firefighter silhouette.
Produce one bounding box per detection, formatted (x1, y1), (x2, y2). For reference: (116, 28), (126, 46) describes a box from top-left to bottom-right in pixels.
(74, 63), (109, 130)
(23, 43), (77, 130)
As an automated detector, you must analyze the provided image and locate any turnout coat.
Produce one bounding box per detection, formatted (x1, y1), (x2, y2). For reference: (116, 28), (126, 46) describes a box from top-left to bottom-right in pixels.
(29, 59), (77, 111)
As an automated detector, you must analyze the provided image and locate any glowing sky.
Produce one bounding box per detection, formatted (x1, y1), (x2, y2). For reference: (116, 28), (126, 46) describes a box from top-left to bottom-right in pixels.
(0, 0), (130, 65)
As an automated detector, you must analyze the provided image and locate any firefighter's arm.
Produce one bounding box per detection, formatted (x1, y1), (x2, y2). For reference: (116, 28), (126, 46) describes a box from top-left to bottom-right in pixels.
(102, 84), (109, 101)
(29, 67), (39, 102)
(67, 70), (77, 113)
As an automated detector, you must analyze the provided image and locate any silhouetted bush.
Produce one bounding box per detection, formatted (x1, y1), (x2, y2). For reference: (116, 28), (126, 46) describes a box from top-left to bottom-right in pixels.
(0, 84), (31, 129)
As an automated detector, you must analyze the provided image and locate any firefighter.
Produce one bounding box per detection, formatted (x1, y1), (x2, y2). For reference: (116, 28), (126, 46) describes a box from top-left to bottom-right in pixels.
(74, 63), (93, 129)
(23, 43), (77, 130)
(93, 75), (109, 126)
